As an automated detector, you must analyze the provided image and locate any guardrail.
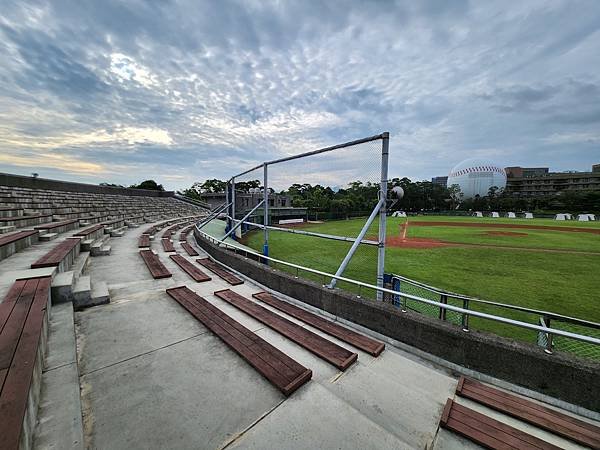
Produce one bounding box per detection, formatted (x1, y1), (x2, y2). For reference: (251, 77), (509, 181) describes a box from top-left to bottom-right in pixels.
(386, 273), (600, 359)
(193, 223), (600, 356)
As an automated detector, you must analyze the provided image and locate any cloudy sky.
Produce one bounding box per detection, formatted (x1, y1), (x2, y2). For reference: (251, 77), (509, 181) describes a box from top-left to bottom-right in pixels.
(1, 0), (600, 191)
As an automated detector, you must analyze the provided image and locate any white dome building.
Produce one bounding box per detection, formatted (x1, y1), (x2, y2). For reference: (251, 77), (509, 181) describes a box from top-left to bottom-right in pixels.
(447, 158), (507, 199)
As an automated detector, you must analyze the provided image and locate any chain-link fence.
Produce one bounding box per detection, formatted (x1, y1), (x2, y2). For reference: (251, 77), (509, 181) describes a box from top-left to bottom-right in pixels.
(392, 273), (600, 361)
(227, 134), (388, 296)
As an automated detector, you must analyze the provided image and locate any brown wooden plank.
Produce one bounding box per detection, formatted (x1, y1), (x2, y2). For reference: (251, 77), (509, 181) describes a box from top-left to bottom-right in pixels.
(0, 280), (27, 333)
(139, 250), (172, 279)
(34, 219), (78, 230)
(0, 368), (7, 394)
(0, 230), (39, 247)
(73, 224), (104, 236)
(161, 239), (176, 252)
(180, 242), (199, 256)
(253, 291), (385, 356)
(452, 403), (561, 450)
(138, 235), (150, 248)
(166, 286), (311, 395)
(441, 399), (561, 450)
(457, 377), (600, 448)
(175, 295), (298, 388)
(462, 382), (597, 440)
(0, 292), (47, 450)
(196, 258), (243, 286)
(180, 290), (308, 381)
(214, 289), (358, 370)
(30, 237), (81, 269)
(461, 377), (599, 435)
(169, 255), (211, 282)
(0, 279), (38, 370)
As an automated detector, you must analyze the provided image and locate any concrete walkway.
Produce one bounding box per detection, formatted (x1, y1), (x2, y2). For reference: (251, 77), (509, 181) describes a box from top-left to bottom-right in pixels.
(31, 220), (595, 449)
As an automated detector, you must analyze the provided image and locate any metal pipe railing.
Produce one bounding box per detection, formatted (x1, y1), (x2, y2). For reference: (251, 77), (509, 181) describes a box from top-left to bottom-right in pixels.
(391, 273), (600, 329)
(193, 224), (600, 347)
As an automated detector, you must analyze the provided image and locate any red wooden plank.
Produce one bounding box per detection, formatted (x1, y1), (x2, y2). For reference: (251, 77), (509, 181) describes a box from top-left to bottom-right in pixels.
(73, 224), (104, 236)
(452, 403), (560, 449)
(34, 219), (78, 230)
(139, 250), (172, 279)
(214, 289), (358, 371)
(180, 242), (199, 256)
(138, 235), (150, 248)
(30, 238), (81, 269)
(0, 295), (47, 450)
(457, 378), (600, 448)
(0, 279), (38, 370)
(169, 255), (211, 282)
(252, 291), (385, 356)
(0, 230), (39, 247)
(441, 399), (561, 450)
(196, 258), (243, 285)
(161, 239), (176, 252)
(0, 280), (27, 333)
(180, 290), (308, 382)
(166, 286), (311, 396)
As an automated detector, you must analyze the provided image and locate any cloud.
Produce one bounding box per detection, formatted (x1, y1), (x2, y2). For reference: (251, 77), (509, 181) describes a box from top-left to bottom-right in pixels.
(0, 151), (106, 175)
(0, 0), (600, 190)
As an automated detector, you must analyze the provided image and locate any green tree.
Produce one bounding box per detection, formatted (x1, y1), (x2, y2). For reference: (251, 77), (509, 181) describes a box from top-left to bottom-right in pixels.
(130, 180), (164, 191)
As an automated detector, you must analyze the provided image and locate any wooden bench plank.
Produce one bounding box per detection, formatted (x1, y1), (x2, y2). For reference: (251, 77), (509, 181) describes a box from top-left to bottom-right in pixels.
(196, 258), (243, 285)
(214, 289), (358, 371)
(0, 277), (51, 450)
(0, 230), (38, 247)
(73, 224), (104, 236)
(30, 237), (81, 269)
(139, 250), (172, 279)
(169, 255), (211, 282)
(139, 235), (150, 248)
(161, 238), (176, 252)
(34, 219), (78, 230)
(440, 399), (560, 450)
(166, 286), (311, 396)
(0, 280), (28, 333)
(180, 242), (199, 256)
(456, 377), (600, 448)
(252, 291), (385, 357)
(0, 279), (38, 370)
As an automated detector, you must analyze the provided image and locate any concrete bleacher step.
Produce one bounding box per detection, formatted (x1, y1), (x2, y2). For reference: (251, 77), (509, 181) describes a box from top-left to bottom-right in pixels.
(90, 235), (111, 256)
(38, 232), (59, 242)
(110, 226), (127, 237)
(32, 303), (84, 450)
(51, 251), (90, 304)
(0, 225), (16, 234)
(89, 280), (110, 307)
(91, 243), (111, 256)
(72, 275), (91, 306)
(51, 271), (75, 304)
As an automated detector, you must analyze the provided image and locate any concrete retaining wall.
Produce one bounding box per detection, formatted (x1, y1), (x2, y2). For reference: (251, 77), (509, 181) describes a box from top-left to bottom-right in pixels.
(195, 231), (600, 413)
(0, 172), (174, 198)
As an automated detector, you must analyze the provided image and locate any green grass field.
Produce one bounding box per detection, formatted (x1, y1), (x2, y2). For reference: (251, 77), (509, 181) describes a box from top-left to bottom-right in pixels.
(241, 215), (600, 356)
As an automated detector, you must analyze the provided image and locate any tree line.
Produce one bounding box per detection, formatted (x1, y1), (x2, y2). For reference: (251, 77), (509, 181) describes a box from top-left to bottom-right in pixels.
(177, 177), (600, 214)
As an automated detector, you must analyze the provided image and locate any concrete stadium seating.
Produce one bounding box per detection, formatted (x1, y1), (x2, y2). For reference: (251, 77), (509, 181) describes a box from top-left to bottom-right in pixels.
(0, 181), (209, 448)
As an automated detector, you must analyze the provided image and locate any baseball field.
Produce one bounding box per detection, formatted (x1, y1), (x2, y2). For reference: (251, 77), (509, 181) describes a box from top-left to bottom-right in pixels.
(241, 215), (600, 355)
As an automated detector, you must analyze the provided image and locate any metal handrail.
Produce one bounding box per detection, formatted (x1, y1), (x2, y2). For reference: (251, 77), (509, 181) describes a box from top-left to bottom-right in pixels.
(390, 273), (600, 330)
(193, 224), (600, 346)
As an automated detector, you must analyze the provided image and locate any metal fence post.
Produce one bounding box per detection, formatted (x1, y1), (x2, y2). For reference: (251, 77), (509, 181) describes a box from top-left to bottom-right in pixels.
(439, 294), (448, 321)
(462, 298), (470, 332)
(376, 132), (389, 301)
(545, 316), (553, 354)
(231, 177), (236, 240)
(225, 179), (231, 233)
(263, 163), (269, 262)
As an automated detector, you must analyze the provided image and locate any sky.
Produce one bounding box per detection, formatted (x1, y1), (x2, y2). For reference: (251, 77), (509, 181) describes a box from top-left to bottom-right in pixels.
(1, 0), (600, 191)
